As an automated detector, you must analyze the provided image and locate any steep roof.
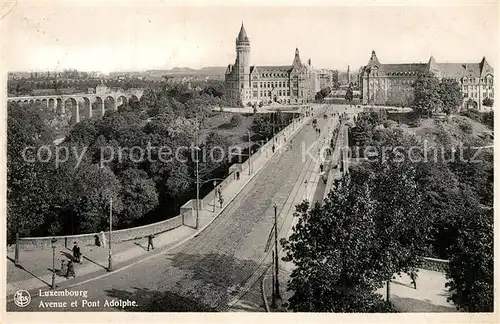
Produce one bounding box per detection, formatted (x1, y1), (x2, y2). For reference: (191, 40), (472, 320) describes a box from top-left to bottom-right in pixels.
(366, 50), (381, 68)
(436, 63), (467, 78)
(237, 23), (249, 42)
(479, 57), (494, 76)
(292, 48), (302, 69)
(379, 63), (428, 75)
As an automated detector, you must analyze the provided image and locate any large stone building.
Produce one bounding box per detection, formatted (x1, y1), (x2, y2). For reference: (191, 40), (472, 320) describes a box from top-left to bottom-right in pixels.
(360, 51), (494, 111)
(225, 23), (314, 106)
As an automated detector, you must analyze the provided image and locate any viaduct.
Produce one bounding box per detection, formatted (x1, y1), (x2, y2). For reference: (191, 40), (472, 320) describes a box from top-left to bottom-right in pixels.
(7, 83), (144, 125)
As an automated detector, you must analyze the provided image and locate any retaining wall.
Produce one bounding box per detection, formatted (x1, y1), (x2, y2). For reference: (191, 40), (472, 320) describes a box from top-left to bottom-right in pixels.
(420, 257), (449, 273)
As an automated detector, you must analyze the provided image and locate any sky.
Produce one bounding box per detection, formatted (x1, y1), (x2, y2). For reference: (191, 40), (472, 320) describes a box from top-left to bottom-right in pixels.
(1, 0), (498, 73)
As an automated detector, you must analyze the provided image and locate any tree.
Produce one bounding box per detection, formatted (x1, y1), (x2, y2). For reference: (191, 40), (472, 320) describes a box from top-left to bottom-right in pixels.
(445, 206), (493, 312)
(345, 85), (354, 103)
(439, 80), (462, 114)
(412, 72), (443, 116)
(282, 180), (393, 312)
(117, 168), (159, 227)
(482, 97), (494, 107)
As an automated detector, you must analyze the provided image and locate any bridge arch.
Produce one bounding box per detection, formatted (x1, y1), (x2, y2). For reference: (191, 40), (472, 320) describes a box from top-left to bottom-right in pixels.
(104, 96), (116, 112)
(80, 97), (92, 120)
(130, 94), (139, 103)
(65, 97), (79, 124)
(48, 98), (55, 112)
(93, 97), (105, 117)
(56, 98), (64, 114)
(117, 95), (128, 108)
(29, 99), (34, 105)
(41, 99), (48, 111)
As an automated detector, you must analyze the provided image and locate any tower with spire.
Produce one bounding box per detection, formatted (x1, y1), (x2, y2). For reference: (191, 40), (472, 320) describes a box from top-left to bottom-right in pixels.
(234, 23), (251, 100)
(224, 23), (312, 106)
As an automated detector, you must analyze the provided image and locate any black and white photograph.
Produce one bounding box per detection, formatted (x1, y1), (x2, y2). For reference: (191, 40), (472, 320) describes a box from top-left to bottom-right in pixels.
(1, 0), (497, 322)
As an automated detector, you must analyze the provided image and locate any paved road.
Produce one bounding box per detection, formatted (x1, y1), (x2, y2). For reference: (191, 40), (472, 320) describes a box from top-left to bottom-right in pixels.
(8, 105), (335, 312)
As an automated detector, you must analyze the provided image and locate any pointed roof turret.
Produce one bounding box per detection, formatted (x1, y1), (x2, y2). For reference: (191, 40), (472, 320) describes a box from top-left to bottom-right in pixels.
(292, 48), (302, 69)
(366, 50), (380, 68)
(236, 22), (249, 42)
(480, 56), (494, 76)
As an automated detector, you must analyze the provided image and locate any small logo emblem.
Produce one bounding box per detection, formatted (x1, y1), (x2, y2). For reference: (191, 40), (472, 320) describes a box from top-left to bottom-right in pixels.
(14, 290), (31, 307)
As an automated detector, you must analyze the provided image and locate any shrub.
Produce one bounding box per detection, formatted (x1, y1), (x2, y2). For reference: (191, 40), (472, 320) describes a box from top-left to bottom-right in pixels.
(230, 114), (243, 127)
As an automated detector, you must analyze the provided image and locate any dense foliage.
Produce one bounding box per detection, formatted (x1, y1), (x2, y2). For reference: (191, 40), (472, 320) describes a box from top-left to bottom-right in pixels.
(412, 72), (462, 116)
(315, 87), (332, 101)
(284, 112), (493, 312)
(7, 81), (238, 241)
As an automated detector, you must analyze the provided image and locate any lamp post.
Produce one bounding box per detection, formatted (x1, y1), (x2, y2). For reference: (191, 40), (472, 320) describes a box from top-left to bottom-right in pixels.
(108, 197), (113, 272)
(195, 114), (200, 229)
(266, 137), (269, 157)
(213, 180), (217, 213)
(304, 179), (308, 200)
(273, 203), (282, 303)
(247, 130), (252, 175)
(51, 237), (57, 289)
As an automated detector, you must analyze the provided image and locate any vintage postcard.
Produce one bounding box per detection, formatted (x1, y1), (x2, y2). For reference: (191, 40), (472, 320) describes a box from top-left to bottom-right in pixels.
(1, 0), (498, 323)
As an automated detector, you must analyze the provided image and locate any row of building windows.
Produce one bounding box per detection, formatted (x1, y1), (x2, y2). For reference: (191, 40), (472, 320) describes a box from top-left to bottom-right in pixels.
(463, 77), (494, 84)
(257, 90), (292, 97)
(464, 92), (494, 98)
(463, 85), (494, 90)
(253, 81), (291, 88)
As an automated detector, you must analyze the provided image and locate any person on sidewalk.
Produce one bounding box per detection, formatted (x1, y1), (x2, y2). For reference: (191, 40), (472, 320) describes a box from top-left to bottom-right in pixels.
(72, 242), (81, 263)
(60, 259), (67, 276)
(409, 270), (418, 289)
(147, 234), (155, 251)
(320, 163), (324, 173)
(101, 231), (107, 247)
(66, 260), (75, 278)
(236, 171), (240, 180)
(219, 196), (224, 208)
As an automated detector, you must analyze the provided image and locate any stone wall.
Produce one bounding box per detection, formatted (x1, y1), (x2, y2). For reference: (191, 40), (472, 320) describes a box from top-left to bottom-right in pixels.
(9, 215), (183, 251)
(420, 257), (449, 273)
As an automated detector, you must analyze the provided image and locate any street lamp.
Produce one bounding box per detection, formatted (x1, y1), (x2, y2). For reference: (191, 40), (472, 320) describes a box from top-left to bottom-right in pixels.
(304, 179), (308, 200)
(247, 131), (252, 175)
(108, 197), (113, 272)
(51, 237), (57, 289)
(273, 203), (282, 304)
(213, 180), (217, 213)
(195, 114), (201, 229)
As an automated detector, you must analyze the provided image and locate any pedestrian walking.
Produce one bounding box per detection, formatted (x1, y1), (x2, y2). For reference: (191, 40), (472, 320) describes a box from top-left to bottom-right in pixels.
(409, 270), (418, 289)
(219, 196), (224, 208)
(147, 234), (155, 251)
(320, 163), (324, 173)
(236, 171), (240, 180)
(94, 234), (101, 247)
(101, 231), (107, 247)
(66, 260), (75, 278)
(72, 242), (81, 263)
(60, 259), (67, 275)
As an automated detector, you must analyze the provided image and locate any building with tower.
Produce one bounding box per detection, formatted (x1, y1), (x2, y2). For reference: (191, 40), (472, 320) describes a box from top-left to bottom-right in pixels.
(224, 23), (314, 106)
(360, 50), (494, 111)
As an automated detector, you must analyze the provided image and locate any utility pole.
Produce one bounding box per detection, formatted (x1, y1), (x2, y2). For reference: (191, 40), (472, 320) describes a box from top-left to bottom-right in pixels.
(108, 197), (113, 272)
(248, 130), (251, 175)
(195, 114), (200, 229)
(273, 203), (281, 302)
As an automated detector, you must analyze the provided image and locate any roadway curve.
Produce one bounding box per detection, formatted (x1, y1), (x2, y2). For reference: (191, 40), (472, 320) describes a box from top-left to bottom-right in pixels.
(10, 105), (333, 312)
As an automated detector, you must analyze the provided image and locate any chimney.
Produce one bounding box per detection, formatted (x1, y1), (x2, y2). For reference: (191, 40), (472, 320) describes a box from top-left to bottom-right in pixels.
(347, 65), (350, 84)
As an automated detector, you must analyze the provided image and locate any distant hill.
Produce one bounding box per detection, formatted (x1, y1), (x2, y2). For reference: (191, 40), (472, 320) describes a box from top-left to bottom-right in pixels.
(146, 66), (226, 76)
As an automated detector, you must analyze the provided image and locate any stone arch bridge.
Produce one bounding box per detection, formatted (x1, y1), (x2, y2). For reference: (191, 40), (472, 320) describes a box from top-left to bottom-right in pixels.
(7, 87), (144, 125)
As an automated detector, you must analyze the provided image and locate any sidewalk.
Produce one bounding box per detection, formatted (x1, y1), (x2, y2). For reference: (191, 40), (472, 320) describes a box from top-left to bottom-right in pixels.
(6, 105), (320, 297)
